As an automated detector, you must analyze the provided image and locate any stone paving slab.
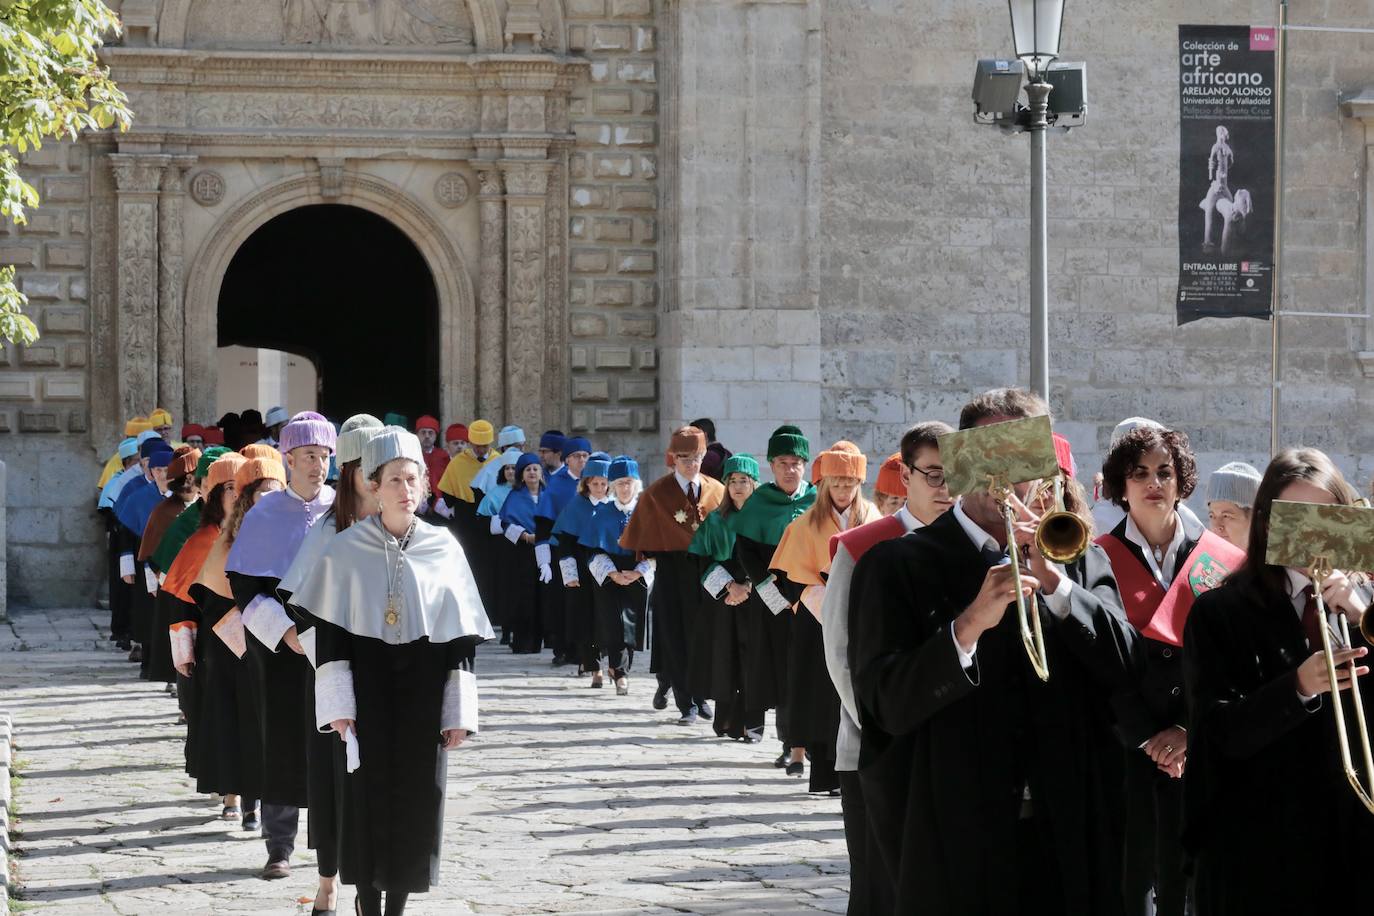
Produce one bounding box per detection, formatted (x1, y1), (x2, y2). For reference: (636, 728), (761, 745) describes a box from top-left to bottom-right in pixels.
(2, 610), (850, 914)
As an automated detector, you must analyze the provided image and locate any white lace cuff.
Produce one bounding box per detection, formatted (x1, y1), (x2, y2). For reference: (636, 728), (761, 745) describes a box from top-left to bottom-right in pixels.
(534, 543), (552, 567)
(588, 552), (616, 585)
(315, 660), (356, 732)
(170, 622), (196, 668)
(634, 558), (656, 590)
(559, 556), (579, 585)
(440, 668), (479, 734)
(243, 593), (293, 652)
(119, 553), (134, 578)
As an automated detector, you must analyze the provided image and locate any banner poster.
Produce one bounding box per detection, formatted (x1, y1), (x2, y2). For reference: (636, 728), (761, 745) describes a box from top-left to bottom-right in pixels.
(1176, 24), (1276, 324)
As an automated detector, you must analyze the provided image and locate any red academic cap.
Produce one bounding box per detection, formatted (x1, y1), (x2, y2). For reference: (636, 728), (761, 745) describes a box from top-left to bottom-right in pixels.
(416, 415), (440, 433)
(1052, 433), (1077, 479)
(181, 423), (204, 441)
(201, 427), (225, 446)
(445, 423), (468, 443)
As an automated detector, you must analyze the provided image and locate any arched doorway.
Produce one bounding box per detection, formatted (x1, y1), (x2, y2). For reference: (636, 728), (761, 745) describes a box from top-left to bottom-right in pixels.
(216, 204), (441, 423)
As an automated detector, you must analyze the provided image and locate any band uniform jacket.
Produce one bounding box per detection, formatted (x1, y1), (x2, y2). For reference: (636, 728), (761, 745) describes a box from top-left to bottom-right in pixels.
(848, 510), (1142, 915)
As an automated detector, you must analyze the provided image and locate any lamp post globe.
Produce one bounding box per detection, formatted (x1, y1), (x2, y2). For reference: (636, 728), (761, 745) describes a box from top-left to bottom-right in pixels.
(1008, 0), (1065, 79)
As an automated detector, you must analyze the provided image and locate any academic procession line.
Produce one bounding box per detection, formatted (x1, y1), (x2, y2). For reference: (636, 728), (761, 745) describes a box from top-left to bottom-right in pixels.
(85, 391), (1374, 915)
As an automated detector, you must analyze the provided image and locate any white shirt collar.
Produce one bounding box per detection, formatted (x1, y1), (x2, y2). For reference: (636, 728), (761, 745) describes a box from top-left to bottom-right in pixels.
(952, 498), (1000, 554)
(1285, 567), (1313, 616)
(614, 496), (638, 513)
(674, 471), (700, 494)
(895, 504), (925, 532)
(833, 506), (853, 531)
(590, 494), (613, 506)
(285, 484), (306, 503)
(1123, 513), (1187, 588)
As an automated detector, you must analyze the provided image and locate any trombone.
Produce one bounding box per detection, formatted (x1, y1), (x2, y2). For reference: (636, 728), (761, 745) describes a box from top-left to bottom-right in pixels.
(1312, 555), (1374, 815)
(992, 474), (1092, 683)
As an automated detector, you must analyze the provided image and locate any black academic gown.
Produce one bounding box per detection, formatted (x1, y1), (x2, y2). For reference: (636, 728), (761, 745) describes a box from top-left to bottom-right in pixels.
(228, 571), (311, 807)
(849, 511), (1141, 916)
(644, 549), (713, 711)
(103, 509), (132, 640)
(311, 617), (483, 893)
(1103, 516), (1203, 916)
(188, 585), (264, 801)
(166, 593), (201, 775)
(707, 554), (766, 739)
(736, 533), (793, 733)
(587, 551), (646, 676)
(1183, 581), (1374, 916)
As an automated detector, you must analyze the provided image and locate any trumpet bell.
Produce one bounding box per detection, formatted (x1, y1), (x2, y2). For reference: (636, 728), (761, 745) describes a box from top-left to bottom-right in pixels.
(1035, 510), (1091, 565)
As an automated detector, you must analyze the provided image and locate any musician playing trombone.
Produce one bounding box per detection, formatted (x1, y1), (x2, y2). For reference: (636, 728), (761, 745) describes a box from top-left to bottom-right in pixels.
(1182, 449), (1374, 916)
(848, 388), (1142, 916)
(1096, 426), (1245, 916)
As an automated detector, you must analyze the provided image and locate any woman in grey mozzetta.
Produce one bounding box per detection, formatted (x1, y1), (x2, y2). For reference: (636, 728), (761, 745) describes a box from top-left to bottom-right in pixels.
(290, 427), (494, 916)
(1204, 461), (1261, 552)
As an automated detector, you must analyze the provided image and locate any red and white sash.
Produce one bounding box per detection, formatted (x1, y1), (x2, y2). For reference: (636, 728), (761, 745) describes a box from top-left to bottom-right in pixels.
(1096, 528), (1244, 647)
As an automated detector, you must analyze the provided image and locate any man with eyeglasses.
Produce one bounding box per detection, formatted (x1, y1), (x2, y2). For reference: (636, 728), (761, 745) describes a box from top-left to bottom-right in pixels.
(848, 388), (1140, 916)
(819, 420), (952, 913)
(618, 426), (724, 724)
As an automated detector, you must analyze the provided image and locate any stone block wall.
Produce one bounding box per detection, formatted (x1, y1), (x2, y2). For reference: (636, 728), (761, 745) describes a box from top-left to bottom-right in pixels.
(565, 0), (662, 458)
(0, 141), (99, 607)
(657, 0), (826, 461)
(817, 0), (1374, 503)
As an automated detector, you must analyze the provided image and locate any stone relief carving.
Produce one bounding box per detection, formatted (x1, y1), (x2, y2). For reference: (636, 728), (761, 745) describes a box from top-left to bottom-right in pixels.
(189, 170), (226, 206)
(476, 167), (506, 418)
(434, 172), (470, 208)
(506, 201), (545, 430)
(116, 199), (159, 418)
(158, 160), (195, 417)
(281, 0), (473, 46)
(507, 95), (545, 133)
(189, 93), (479, 132)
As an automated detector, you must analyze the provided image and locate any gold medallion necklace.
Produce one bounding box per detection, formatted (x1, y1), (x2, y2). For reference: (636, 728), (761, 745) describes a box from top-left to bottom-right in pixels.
(381, 515), (416, 627)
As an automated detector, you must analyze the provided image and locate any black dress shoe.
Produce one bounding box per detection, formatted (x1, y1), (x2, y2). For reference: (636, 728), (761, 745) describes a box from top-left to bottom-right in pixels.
(696, 701), (713, 721)
(652, 685), (668, 710)
(773, 752), (789, 768)
(785, 760), (805, 777)
(675, 712), (698, 726)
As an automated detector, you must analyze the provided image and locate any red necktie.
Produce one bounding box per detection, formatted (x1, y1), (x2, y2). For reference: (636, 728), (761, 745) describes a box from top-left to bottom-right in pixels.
(1301, 585), (1325, 649)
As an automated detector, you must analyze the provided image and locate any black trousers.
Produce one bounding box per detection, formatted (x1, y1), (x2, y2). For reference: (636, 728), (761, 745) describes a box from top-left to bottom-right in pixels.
(1123, 753), (1190, 916)
(839, 769), (894, 915)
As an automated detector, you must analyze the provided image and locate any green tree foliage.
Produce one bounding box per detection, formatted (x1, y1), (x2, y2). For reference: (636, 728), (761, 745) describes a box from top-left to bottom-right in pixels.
(0, 0), (130, 344)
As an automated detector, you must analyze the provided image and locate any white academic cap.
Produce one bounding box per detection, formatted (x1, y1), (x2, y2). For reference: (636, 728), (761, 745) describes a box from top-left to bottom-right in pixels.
(1110, 417), (1163, 448)
(362, 426), (424, 479)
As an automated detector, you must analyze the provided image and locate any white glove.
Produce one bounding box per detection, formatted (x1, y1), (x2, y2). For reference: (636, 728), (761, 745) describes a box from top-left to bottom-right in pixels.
(436, 499), (454, 520)
(490, 515), (503, 535)
(143, 565), (159, 596)
(539, 564), (553, 584)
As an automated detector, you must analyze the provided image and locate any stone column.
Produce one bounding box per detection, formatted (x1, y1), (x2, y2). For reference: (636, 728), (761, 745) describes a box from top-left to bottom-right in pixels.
(109, 153), (168, 421)
(475, 165), (506, 421)
(157, 156), (196, 421)
(501, 161), (553, 436)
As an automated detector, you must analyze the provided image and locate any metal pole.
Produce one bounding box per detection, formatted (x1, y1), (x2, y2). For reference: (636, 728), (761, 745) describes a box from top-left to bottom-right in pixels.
(1270, 1), (1288, 457)
(1027, 78), (1052, 401)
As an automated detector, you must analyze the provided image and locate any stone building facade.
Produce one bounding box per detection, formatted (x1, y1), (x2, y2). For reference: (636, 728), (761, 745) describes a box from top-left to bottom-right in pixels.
(2, 0), (1373, 605)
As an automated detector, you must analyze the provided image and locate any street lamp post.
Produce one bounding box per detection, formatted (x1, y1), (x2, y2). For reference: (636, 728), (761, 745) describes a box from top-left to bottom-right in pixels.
(1008, 0), (1065, 402)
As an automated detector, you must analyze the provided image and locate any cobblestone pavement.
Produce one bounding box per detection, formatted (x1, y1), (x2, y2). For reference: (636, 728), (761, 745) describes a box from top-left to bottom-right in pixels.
(2, 609), (849, 914)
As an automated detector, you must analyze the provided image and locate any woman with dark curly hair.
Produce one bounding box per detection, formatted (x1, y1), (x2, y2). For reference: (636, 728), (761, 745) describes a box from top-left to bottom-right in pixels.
(1096, 426), (1245, 916)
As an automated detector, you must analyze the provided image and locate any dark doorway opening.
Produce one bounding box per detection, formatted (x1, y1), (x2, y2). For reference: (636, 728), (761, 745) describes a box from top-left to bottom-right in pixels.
(218, 204), (440, 423)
